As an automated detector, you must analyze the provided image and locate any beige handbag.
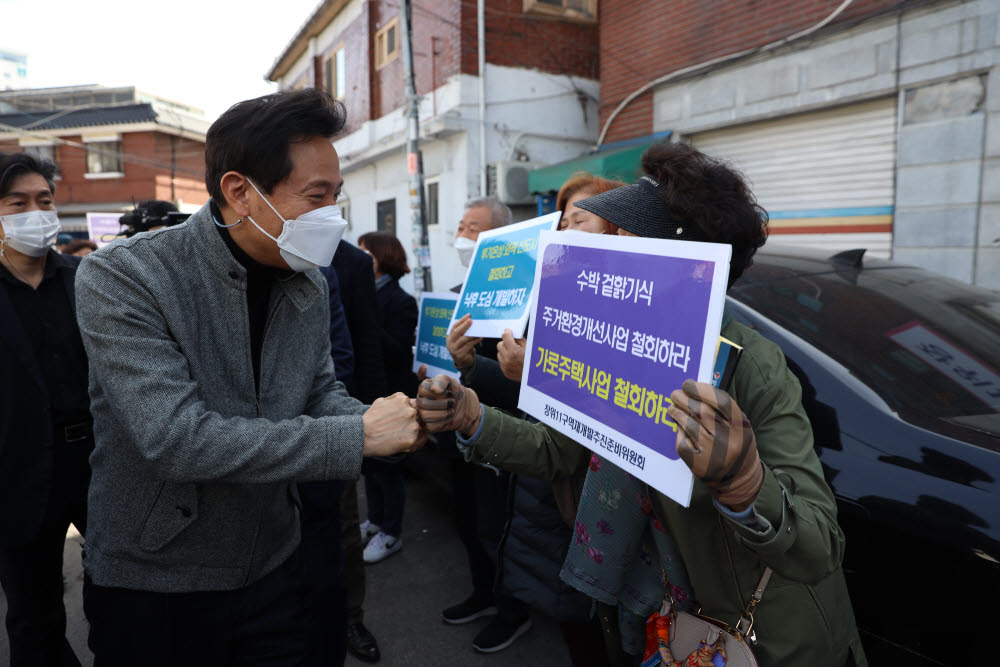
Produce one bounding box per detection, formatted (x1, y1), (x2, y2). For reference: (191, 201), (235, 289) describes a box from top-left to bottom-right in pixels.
(649, 567), (771, 667)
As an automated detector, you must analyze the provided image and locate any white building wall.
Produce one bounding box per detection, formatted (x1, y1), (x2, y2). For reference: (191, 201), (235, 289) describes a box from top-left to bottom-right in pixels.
(278, 0), (364, 89)
(336, 63), (599, 294)
(650, 0), (1000, 288)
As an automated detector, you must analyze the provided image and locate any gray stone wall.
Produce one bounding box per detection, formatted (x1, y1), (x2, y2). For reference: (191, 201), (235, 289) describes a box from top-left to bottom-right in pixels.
(894, 76), (987, 282)
(651, 0), (1000, 288)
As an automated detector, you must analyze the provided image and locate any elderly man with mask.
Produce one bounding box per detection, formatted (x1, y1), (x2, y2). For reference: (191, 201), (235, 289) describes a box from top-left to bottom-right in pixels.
(74, 89), (425, 665)
(451, 196), (509, 273)
(0, 152), (92, 667)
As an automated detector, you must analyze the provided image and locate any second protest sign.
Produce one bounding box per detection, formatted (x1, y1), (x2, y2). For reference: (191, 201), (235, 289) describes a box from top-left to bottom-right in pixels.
(451, 212), (561, 339)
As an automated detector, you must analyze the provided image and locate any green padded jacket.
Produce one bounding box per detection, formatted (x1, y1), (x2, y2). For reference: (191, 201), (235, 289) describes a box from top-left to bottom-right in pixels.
(461, 320), (867, 666)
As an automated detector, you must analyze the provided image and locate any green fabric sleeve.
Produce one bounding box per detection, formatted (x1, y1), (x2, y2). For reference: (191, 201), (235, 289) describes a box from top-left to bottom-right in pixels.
(721, 336), (846, 584)
(470, 406), (591, 480)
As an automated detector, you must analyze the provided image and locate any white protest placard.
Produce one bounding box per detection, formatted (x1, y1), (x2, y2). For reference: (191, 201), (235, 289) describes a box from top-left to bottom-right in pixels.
(450, 212), (561, 339)
(414, 292), (461, 379)
(517, 231), (731, 507)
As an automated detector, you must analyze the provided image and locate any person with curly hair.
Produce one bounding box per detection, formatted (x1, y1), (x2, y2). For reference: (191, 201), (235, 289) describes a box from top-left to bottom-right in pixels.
(417, 142), (867, 667)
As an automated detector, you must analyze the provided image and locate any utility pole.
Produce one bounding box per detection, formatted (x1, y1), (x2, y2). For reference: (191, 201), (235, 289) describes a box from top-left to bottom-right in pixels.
(477, 0), (486, 196)
(400, 0), (432, 292)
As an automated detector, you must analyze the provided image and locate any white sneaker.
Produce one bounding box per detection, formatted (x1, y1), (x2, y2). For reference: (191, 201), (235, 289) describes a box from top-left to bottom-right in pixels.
(363, 532), (402, 564)
(359, 520), (381, 544)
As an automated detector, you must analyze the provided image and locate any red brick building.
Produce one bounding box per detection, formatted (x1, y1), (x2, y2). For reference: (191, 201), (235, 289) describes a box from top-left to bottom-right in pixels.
(0, 85), (209, 236)
(269, 0), (598, 134)
(267, 0), (602, 291)
(597, 0), (900, 144)
(531, 0), (999, 288)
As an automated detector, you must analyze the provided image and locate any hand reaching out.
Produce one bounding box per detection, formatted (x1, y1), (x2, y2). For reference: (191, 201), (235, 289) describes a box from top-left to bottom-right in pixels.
(415, 374), (482, 436)
(362, 393), (427, 457)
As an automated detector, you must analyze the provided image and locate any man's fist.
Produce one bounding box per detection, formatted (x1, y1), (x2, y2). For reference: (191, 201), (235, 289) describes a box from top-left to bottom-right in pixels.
(446, 314), (481, 370)
(362, 393), (427, 457)
(497, 328), (526, 382)
(416, 374), (482, 436)
(667, 380), (764, 511)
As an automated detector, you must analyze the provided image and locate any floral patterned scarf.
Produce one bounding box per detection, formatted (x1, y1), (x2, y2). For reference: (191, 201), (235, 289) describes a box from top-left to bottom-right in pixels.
(560, 454), (697, 656)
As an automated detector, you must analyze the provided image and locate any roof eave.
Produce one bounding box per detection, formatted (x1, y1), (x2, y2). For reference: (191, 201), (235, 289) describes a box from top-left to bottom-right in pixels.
(266, 0), (352, 83)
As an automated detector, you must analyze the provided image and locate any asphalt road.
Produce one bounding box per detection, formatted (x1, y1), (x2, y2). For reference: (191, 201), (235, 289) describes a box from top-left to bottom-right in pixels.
(0, 450), (571, 666)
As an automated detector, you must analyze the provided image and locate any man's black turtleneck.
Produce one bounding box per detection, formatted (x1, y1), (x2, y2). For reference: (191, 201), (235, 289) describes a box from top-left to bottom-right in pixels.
(211, 200), (292, 395)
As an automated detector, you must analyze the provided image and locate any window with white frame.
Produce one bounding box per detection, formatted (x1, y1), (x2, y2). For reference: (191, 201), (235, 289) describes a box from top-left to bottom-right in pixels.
(325, 47), (346, 100)
(524, 0), (596, 22)
(85, 140), (123, 175)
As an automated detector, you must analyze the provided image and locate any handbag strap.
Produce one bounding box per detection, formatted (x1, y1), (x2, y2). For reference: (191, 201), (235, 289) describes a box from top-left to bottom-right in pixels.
(735, 566), (772, 639)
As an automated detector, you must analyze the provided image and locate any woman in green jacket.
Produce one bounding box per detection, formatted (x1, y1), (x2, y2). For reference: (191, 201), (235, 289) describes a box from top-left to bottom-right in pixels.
(418, 143), (867, 667)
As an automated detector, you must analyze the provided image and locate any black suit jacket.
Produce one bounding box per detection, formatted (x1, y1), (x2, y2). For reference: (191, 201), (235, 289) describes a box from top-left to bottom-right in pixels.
(375, 278), (418, 397)
(330, 241), (387, 404)
(0, 251), (88, 547)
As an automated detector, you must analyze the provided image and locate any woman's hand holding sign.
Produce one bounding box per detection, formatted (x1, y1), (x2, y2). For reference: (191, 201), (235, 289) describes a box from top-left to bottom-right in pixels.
(497, 328), (526, 381)
(667, 380), (764, 512)
(416, 374), (483, 437)
(446, 314), (482, 370)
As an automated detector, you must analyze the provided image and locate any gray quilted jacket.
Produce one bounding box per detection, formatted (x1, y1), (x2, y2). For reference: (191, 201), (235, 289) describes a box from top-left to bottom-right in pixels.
(75, 201), (367, 592)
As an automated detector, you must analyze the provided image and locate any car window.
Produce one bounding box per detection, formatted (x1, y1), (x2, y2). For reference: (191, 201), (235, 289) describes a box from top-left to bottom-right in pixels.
(731, 262), (1000, 441)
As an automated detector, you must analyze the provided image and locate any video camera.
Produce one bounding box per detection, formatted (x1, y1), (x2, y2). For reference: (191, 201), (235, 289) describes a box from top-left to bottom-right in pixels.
(119, 200), (191, 237)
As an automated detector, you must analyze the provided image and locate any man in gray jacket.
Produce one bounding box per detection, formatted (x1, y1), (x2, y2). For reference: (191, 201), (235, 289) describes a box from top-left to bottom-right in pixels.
(75, 89), (424, 665)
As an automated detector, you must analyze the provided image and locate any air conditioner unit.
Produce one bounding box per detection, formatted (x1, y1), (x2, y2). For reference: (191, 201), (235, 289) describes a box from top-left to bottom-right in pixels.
(487, 161), (544, 205)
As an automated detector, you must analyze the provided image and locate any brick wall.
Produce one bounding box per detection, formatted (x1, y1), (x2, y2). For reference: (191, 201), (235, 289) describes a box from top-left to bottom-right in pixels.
(317, 7), (374, 134)
(40, 130), (207, 206)
(600, 0), (903, 144)
(368, 0), (598, 120)
(302, 1), (599, 123)
(459, 0), (598, 79)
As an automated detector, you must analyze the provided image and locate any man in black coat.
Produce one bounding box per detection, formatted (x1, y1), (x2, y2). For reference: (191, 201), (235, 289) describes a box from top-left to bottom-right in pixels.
(0, 153), (91, 667)
(298, 264), (356, 667)
(320, 240), (388, 663)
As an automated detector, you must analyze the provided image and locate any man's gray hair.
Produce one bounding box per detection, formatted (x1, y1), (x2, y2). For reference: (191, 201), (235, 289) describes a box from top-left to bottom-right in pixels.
(463, 196), (512, 229)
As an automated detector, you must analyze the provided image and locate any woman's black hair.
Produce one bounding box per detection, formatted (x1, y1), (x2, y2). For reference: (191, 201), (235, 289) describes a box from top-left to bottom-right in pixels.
(641, 142), (768, 286)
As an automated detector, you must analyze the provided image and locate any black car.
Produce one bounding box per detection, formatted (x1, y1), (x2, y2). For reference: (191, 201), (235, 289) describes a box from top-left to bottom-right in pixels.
(727, 247), (1000, 665)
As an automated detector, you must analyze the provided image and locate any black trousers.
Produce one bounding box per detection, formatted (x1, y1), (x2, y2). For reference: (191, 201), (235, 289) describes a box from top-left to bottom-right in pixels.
(450, 460), (529, 621)
(299, 480), (348, 667)
(0, 428), (90, 667)
(338, 480), (366, 624)
(362, 458), (406, 537)
(83, 550), (308, 667)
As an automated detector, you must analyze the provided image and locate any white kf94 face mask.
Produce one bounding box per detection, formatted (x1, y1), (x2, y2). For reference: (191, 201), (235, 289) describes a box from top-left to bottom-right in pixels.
(454, 235), (476, 267)
(0, 209), (62, 257)
(246, 179), (347, 272)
